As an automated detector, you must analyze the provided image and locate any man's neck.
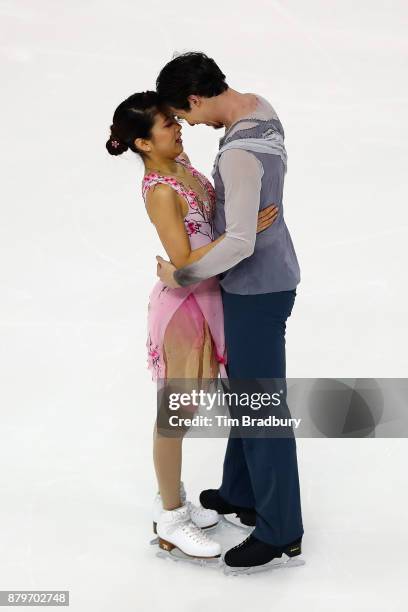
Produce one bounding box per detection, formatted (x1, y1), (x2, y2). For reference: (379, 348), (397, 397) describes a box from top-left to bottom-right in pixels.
(214, 88), (259, 129)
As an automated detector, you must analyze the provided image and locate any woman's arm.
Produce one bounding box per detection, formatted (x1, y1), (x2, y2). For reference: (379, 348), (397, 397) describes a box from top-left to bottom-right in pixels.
(145, 183), (225, 269)
(178, 235), (225, 268)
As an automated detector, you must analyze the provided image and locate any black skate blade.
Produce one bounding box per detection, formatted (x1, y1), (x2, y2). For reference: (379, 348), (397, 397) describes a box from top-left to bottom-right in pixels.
(156, 548), (222, 568)
(223, 554), (305, 576)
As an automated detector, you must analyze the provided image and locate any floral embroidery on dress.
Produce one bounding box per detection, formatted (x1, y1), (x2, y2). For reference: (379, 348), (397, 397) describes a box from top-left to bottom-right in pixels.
(141, 157), (216, 243)
(146, 333), (161, 377)
(186, 220), (202, 236)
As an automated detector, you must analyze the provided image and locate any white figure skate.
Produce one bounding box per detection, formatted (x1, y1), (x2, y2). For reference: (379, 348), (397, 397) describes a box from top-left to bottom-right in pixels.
(152, 481), (219, 535)
(155, 504), (222, 566)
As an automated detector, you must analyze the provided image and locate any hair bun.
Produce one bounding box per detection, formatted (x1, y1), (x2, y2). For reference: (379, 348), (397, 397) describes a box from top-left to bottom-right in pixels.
(106, 135), (128, 156)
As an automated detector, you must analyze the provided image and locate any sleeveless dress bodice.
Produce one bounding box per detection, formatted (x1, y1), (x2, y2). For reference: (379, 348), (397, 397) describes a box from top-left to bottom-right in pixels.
(141, 156), (227, 381)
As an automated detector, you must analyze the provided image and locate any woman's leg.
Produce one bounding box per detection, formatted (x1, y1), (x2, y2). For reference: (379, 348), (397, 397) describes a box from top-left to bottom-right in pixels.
(151, 294), (203, 511)
(153, 421), (183, 510)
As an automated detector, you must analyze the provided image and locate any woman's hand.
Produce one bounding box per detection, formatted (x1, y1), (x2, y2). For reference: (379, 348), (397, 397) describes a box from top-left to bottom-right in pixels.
(156, 256), (181, 288)
(257, 204), (278, 233)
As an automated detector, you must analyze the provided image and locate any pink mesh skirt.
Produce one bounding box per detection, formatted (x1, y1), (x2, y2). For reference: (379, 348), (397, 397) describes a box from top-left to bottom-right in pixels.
(146, 277), (227, 382)
(161, 292), (219, 380)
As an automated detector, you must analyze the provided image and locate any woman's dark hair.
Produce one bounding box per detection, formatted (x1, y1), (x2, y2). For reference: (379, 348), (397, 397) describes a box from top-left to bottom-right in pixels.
(156, 52), (228, 111)
(106, 90), (163, 156)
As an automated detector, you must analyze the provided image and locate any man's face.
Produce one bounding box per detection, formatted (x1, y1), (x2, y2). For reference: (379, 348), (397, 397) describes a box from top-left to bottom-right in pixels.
(170, 97), (224, 129)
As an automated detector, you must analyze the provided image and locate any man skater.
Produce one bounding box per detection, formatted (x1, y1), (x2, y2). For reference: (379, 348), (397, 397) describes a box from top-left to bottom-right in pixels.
(155, 52), (304, 570)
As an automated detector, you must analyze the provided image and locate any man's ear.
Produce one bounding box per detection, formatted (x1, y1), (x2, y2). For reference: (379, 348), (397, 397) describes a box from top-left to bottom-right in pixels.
(187, 94), (201, 108)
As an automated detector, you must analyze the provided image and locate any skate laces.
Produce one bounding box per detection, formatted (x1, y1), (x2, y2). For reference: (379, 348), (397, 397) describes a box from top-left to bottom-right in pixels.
(231, 534), (251, 551)
(169, 506), (213, 544)
(186, 500), (210, 517)
(180, 520), (213, 545)
(163, 507), (189, 534)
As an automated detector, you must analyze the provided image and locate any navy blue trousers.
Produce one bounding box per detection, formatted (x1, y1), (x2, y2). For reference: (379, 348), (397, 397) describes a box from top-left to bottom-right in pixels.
(218, 288), (304, 546)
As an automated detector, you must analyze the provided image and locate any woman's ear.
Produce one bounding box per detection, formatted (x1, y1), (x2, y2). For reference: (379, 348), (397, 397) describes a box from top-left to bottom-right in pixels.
(134, 137), (151, 155)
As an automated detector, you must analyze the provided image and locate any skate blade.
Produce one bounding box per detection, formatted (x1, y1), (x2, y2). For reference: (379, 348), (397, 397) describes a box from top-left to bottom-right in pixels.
(156, 548), (222, 568)
(150, 536), (159, 546)
(223, 554), (305, 576)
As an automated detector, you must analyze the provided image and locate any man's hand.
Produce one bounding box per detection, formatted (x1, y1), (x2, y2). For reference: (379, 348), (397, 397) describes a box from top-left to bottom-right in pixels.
(257, 204), (278, 233)
(156, 255), (181, 288)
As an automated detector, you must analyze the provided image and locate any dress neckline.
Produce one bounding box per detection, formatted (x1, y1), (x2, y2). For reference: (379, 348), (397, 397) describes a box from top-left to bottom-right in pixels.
(144, 158), (209, 204)
(143, 158), (213, 220)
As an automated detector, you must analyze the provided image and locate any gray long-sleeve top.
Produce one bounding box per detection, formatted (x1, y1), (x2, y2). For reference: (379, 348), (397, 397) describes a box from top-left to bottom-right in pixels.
(173, 95), (300, 293)
(173, 98), (270, 287)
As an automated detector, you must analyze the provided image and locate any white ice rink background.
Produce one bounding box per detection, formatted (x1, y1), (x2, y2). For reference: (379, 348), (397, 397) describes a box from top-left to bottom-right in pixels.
(1, 1), (407, 610)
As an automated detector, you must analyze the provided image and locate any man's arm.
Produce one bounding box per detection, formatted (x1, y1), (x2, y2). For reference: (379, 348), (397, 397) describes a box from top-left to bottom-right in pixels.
(172, 148), (263, 286)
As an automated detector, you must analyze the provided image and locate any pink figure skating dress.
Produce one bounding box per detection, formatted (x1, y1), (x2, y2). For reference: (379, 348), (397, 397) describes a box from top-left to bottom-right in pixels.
(142, 156), (227, 381)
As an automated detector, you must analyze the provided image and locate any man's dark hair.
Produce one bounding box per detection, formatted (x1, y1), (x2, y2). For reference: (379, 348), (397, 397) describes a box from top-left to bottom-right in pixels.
(156, 52), (228, 111)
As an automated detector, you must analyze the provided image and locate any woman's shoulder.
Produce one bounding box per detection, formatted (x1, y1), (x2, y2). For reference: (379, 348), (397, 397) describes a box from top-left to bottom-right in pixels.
(143, 179), (182, 224)
(142, 173), (193, 221)
(142, 173), (182, 200)
(142, 166), (183, 188)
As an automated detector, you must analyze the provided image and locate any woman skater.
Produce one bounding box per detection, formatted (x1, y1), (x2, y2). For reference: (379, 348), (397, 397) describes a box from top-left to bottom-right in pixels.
(106, 91), (278, 560)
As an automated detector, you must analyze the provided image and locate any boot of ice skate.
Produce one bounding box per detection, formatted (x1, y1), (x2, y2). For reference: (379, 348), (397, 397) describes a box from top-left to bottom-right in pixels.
(156, 504), (221, 563)
(153, 481), (219, 534)
(223, 533), (305, 575)
(200, 488), (256, 528)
